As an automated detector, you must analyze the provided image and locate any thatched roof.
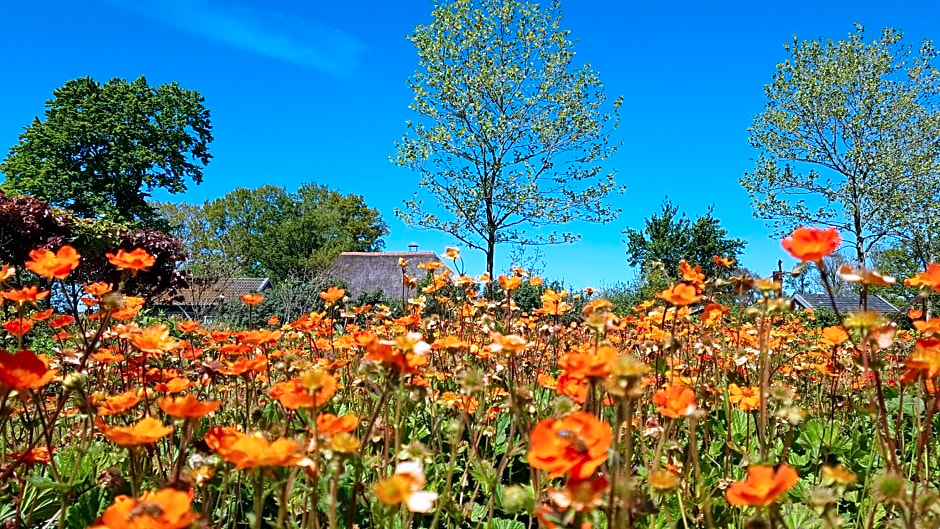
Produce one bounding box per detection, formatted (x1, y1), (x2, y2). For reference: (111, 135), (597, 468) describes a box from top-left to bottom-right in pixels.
(792, 293), (900, 315)
(154, 277), (272, 308)
(323, 251), (448, 298)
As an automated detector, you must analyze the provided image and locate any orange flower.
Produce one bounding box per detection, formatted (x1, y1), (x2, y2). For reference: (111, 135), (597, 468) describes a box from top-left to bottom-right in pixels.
(374, 461), (438, 513)
(319, 287), (346, 303)
(175, 320), (200, 333)
(820, 326), (849, 346)
(85, 282), (114, 297)
(98, 488), (198, 529)
(6, 447), (52, 468)
(781, 227), (840, 263)
(0, 264), (14, 282)
(559, 345), (618, 381)
(837, 264), (895, 287)
(315, 413), (359, 436)
(240, 293), (264, 306)
(4, 319), (33, 337)
(270, 373), (337, 409)
(555, 372), (589, 404)
(48, 315), (75, 329)
(679, 260), (705, 286)
(728, 384), (761, 412)
(98, 417), (173, 446)
(653, 385), (697, 419)
(365, 339), (429, 374)
(128, 324), (179, 355)
(498, 275), (522, 292)
(527, 412), (612, 479)
(31, 308), (54, 321)
(205, 427), (308, 469)
(713, 255), (736, 268)
(155, 377), (192, 393)
(905, 263), (940, 292)
(902, 337), (940, 381)
(726, 463), (799, 507)
(97, 389), (143, 416)
(25, 246), (81, 280)
(158, 394), (221, 419)
(438, 392), (479, 414)
(106, 248), (156, 274)
(2, 286), (49, 305)
(657, 283), (701, 306)
(0, 349), (56, 390)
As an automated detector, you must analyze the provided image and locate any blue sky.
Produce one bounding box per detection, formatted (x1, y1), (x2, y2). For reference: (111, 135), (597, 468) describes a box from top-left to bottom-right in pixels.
(2, 1), (938, 288)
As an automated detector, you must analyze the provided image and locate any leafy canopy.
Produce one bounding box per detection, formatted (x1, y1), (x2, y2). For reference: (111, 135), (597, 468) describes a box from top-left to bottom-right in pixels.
(157, 183), (388, 283)
(1, 76), (212, 228)
(395, 0), (621, 278)
(741, 25), (940, 266)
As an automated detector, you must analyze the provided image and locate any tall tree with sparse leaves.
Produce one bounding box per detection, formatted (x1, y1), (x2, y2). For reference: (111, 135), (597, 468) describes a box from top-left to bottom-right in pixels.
(395, 0), (622, 281)
(1, 76), (212, 228)
(741, 25), (940, 268)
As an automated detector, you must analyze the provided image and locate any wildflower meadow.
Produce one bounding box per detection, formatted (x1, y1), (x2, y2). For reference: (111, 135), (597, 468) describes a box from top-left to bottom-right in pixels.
(2, 226), (940, 529)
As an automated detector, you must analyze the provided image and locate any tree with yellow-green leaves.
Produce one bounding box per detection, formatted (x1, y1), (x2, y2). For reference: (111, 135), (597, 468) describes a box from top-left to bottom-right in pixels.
(742, 25), (940, 269)
(395, 0), (622, 282)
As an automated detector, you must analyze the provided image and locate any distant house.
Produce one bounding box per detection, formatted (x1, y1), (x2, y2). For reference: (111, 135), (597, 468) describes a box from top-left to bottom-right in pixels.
(154, 277), (272, 322)
(324, 251), (449, 299)
(791, 292), (901, 315)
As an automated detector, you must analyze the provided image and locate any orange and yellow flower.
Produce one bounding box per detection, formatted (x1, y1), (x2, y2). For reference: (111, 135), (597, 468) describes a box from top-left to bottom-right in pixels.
(240, 293), (265, 306)
(653, 384), (697, 419)
(0, 349), (56, 390)
(205, 427), (308, 469)
(25, 246), (81, 280)
(106, 248), (156, 274)
(527, 412), (612, 479)
(781, 227), (840, 263)
(98, 417), (173, 446)
(657, 283), (701, 306)
(97, 488), (198, 529)
(726, 463), (799, 507)
(374, 461), (438, 513)
(158, 394), (221, 419)
(728, 384), (761, 412)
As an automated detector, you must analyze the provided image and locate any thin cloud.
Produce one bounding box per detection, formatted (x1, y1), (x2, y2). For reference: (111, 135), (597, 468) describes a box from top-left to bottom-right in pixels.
(106, 0), (366, 76)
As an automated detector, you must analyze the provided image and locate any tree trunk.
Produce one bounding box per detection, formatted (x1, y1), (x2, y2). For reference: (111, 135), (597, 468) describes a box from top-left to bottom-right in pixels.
(486, 232), (496, 298)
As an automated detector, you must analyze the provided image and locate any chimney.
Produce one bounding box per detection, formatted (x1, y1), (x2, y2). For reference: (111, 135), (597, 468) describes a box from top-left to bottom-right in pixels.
(408, 243), (419, 252)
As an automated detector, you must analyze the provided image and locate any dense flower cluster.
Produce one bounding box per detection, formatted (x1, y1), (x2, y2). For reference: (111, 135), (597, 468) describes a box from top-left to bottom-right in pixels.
(1, 229), (939, 528)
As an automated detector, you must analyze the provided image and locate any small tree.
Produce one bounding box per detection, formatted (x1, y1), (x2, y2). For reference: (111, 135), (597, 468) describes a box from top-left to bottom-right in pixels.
(741, 25), (940, 267)
(1, 76), (212, 228)
(624, 200), (746, 282)
(396, 0), (622, 281)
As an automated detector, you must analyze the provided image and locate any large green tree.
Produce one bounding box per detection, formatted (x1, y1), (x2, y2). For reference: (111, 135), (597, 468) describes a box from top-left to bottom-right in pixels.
(395, 0), (621, 281)
(1, 76), (212, 227)
(741, 25), (940, 267)
(624, 200), (746, 281)
(157, 183), (388, 282)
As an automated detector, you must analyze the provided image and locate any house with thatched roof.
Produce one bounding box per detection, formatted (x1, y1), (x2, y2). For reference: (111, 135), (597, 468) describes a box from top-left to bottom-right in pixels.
(791, 293), (901, 315)
(323, 251), (449, 299)
(154, 277), (272, 322)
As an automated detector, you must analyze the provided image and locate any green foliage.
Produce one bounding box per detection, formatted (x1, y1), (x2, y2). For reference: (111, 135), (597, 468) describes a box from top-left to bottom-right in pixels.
(742, 25), (940, 266)
(623, 199), (745, 302)
(1, 76), (212, 228)
(624, 200), (746, 280)
(156, 183), (388, 283)
(600, 280), (645, 315)
(396, 0), (622, 279)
